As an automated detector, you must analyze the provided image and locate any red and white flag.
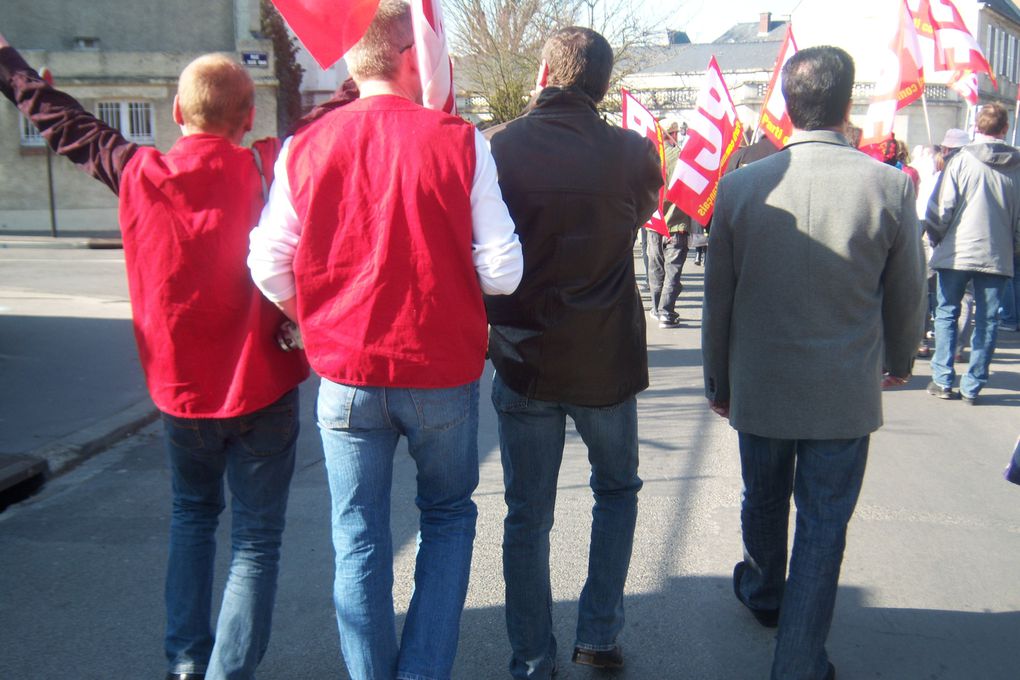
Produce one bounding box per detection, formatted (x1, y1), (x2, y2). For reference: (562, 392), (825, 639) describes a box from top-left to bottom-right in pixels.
(928, 0), (995, 84)
(412, 0), (456, 113)
(271, 0), (381, 70)
(665, 57), (742, 224)
(948, 70), (980, 105)
(861, 0), (925, 145)
(621, 89), (668, 236)
(906, 0), (938, 72)
(757, 24), (798, 149)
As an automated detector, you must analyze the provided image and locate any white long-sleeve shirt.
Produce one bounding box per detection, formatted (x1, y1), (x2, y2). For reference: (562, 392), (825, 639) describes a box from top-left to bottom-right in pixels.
(248, 129), (523, 302)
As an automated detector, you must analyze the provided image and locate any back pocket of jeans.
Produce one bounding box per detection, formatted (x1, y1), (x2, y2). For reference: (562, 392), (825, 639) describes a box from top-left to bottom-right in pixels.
(239, 400), (297, 457)
(409, 383), (476, 431)
(316, 378), (357, 430)
(162, 414), (205, 451)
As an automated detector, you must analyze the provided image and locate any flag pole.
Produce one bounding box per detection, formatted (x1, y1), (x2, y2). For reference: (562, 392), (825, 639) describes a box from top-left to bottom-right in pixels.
(1013, 97), (1019, 145)
(920, 90), (934, 145)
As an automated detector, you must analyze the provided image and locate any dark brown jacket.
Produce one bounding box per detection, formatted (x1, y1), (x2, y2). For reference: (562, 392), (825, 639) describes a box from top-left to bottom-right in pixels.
(484, 87), (661, 406)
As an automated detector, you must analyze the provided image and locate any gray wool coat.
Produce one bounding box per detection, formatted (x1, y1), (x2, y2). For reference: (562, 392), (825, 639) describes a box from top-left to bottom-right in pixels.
(702, 130), (926, 440)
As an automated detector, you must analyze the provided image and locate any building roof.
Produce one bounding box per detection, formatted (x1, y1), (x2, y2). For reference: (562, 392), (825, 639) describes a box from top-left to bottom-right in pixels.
(713, 19), (788, 43)
(983, 0), (1020, 26)
(632, 40), (783, 75)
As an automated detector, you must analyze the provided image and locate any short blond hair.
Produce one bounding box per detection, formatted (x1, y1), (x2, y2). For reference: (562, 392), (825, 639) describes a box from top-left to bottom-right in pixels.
(177, 54), (254, 135)
(345, 0), (413, 83)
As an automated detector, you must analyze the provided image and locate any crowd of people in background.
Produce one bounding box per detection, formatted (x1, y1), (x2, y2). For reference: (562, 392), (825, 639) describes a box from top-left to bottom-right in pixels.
(2, 3), (1018, 680)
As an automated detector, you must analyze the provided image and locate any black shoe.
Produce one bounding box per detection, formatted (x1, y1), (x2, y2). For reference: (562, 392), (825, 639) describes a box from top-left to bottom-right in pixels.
(926, 381), (958, 400)
(572, 645), (624, 669)
(166, 674), (205, 680)
(825, 661), (836, 680)
(658, 314), (681, 329)
(732, 562), (780, 628)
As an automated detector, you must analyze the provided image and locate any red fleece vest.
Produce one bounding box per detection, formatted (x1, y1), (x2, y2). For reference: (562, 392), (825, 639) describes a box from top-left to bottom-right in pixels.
(288, 95), (485, 388)
(118, 134), (308, 417)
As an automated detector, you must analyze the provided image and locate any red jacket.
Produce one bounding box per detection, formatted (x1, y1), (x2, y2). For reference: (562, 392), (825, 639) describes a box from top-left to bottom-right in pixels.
(288, 95), (486, 388)
(0, 46), (308, 417)
(119, 136), (308, 417)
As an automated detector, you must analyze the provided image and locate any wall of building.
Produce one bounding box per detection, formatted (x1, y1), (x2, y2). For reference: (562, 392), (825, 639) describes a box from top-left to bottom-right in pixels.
(0, 0), (277, 233)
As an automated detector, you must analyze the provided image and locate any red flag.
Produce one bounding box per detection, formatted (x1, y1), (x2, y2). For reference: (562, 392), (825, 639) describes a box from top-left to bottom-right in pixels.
(948, 70), (980, 105)
(861, 0), (925, 145)
(906, 0), (938, 71)
(665, 57), (742, 224)
(757, 25), (798, 149)
(621, 89), (669, 236)
(928, 0), (995, 84)
(271, 0), (381, 70)
(412, 0), (456, 113)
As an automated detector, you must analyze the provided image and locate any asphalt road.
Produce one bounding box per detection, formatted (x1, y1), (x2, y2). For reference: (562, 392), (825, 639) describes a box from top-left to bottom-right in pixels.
(1, 247), (1019, 679)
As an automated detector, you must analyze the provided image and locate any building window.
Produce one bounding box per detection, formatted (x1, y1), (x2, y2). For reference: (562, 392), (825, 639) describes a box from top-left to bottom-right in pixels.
(97, 101), (155, 144)
(19, 114), (44, 147)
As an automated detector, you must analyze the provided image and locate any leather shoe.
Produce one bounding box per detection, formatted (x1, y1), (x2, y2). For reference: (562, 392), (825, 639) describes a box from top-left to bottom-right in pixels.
(571, 645), (624, 669)
(732, 562), (780, 628)
(166, 674), (205, 680)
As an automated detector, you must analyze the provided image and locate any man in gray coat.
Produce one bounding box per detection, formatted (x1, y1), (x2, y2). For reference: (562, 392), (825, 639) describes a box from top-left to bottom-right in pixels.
(702, 46), (925, 680)
(925, 102), (1020, 404)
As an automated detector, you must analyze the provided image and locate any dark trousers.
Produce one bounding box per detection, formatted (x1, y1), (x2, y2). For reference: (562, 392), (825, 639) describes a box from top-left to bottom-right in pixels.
(646, 230), (689, 318)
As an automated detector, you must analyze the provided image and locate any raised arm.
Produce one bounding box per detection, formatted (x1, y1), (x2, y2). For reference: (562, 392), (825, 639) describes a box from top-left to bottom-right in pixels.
(0, 34), (136, 194)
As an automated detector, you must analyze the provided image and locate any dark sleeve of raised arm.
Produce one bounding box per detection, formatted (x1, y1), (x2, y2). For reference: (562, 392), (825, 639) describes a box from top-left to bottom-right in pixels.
(0, 46), (136, 195)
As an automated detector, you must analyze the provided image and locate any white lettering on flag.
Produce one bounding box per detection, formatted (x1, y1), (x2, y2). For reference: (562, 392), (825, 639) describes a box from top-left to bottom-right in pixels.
(666, 57), (742, 223)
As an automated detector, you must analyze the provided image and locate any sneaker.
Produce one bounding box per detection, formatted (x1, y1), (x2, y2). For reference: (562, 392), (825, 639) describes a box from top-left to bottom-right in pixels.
(648, 310), (660, 323)
(926, 381), (958, 400)
(917, 342), (931, 358)
(961, 393), (978, 405)
(658, 314), (680, 329)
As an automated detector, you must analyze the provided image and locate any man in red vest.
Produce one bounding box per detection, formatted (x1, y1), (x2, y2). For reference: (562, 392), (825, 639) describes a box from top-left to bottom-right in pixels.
(0, 38), (308, 680)
(248, 2), (523, 678)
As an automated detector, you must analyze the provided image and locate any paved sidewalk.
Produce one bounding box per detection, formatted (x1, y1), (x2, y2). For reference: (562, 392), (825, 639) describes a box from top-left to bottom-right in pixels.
(0, 230), (122, 250)
(0, 243), (150, 499)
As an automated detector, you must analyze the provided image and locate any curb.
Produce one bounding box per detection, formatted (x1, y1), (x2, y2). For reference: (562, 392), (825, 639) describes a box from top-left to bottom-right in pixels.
(24, 401), (159, 479)
(0, 237), (123, 250)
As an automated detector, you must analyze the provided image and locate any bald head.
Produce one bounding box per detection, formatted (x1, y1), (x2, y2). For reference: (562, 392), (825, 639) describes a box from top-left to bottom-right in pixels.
(176, 54), (254, 137)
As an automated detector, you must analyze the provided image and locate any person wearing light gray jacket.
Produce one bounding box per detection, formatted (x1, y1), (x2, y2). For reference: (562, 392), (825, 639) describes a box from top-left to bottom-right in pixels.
(925, 102), (1020, 403)
(703, 46), (924, 680)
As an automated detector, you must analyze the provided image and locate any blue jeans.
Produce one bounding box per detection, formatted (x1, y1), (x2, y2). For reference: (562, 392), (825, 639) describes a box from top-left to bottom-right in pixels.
(998, 254), (1020, 328)
(492, 375), (642, 680)
(931, 268), (1009, 398)
(737, 433), (868, 680)
(317, 378), (479, 680)
(164, 388), (299, 679)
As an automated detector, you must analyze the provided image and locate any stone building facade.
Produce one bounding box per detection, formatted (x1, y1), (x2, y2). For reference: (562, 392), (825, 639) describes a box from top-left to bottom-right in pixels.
(0, 0), (278, 233)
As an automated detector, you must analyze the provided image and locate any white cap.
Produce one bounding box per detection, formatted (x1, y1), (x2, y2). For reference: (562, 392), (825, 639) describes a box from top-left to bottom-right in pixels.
(940, 128), (970, 148)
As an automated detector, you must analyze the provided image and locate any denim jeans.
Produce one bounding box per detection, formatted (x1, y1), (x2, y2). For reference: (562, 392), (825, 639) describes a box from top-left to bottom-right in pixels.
(998, 254), (1020, 328)
(492, 375), (642, 680)
(316, 378), (479, 680)
(736, 433), (869, 680)
(164, 388), (299, 679)
(646, 230), (689, 319)
(931, 268), (1009, 398)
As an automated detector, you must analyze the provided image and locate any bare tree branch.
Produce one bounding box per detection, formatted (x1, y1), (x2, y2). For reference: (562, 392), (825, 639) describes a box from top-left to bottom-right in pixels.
(449, 0), (668, 123)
